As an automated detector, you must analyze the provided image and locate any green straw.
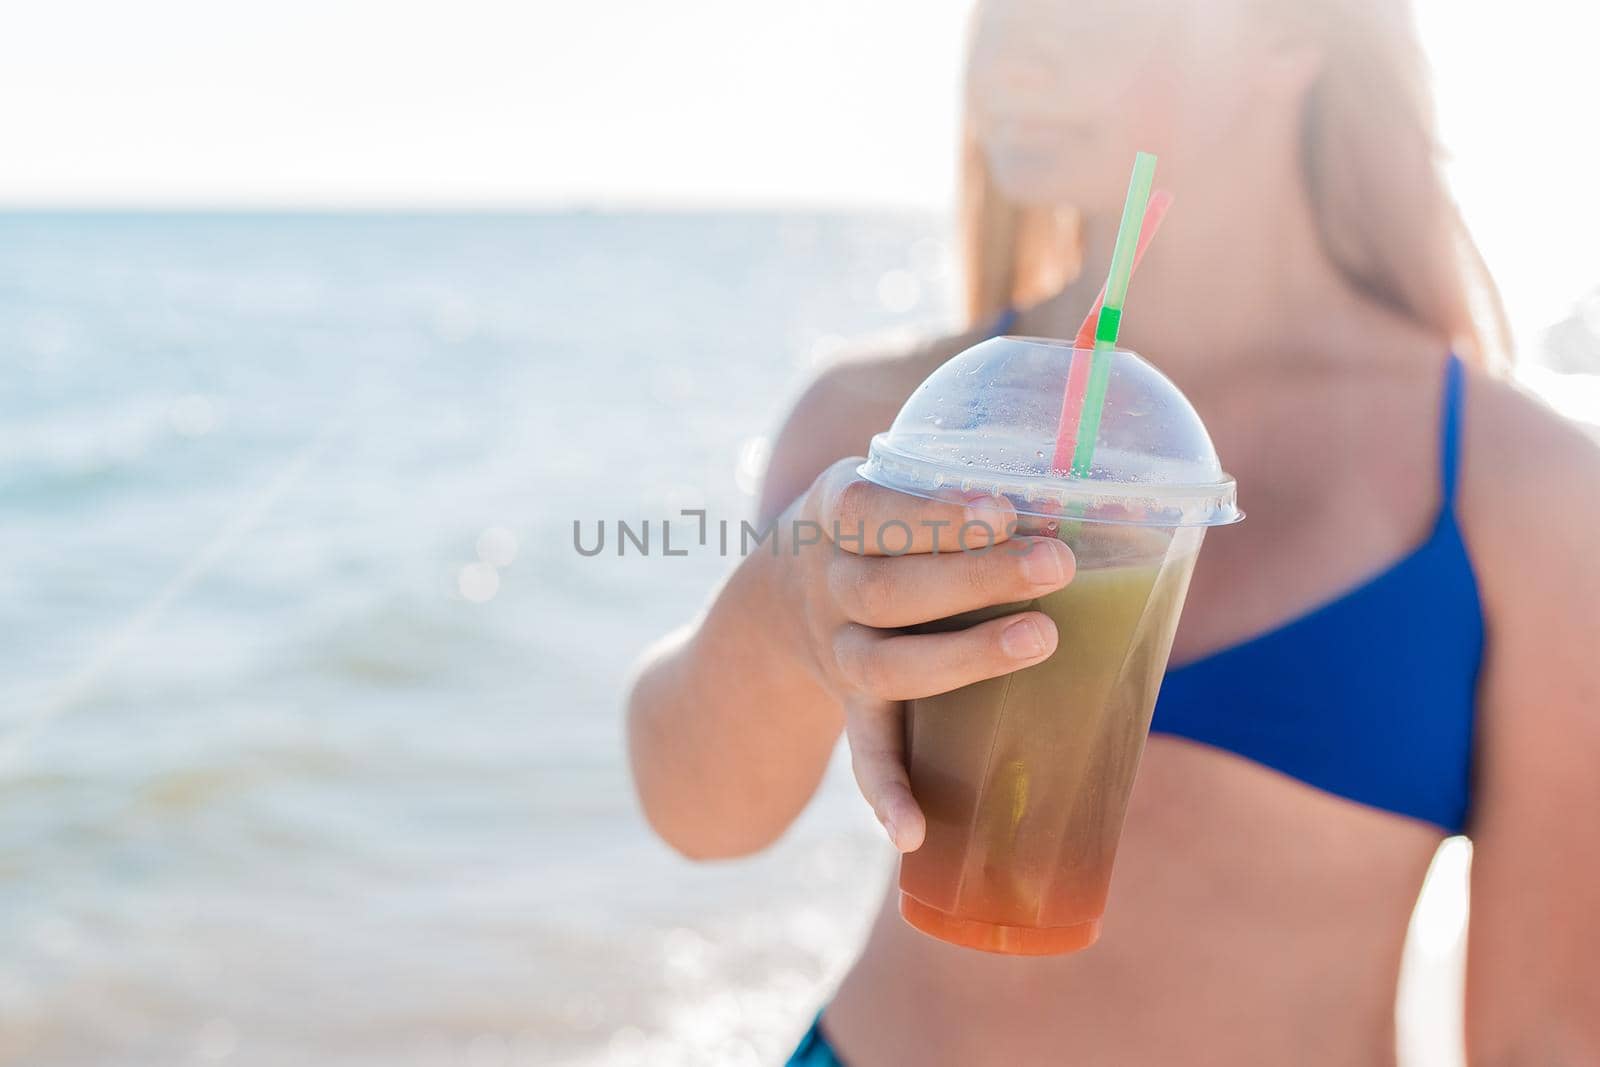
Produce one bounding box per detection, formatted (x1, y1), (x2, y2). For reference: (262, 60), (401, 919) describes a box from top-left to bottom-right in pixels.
(1069, 151), (1158, 476)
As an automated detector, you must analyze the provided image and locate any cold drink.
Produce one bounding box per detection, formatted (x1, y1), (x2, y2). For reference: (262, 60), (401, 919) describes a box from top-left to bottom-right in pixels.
(899, 523), (1202, 954)
(857, 336), (1241, 955)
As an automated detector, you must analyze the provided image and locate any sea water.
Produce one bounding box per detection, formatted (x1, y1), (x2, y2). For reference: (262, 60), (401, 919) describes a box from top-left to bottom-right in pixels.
(0, 210), (949, 1066)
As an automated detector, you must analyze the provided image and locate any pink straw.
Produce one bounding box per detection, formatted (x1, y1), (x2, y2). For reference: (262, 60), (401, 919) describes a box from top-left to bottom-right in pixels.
(1050, 189), (1173, 474)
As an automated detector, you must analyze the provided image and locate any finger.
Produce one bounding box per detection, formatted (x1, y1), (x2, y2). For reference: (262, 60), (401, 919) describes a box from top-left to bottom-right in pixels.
(832, 611), (1058, 702)
(843, 698), (925, 852)
(810, 462), (1015, 557)
(828, 535), (1074, 627)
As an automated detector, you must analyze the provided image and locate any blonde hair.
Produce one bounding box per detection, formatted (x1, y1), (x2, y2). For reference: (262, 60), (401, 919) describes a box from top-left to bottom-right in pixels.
(960, 0), (1512, 369)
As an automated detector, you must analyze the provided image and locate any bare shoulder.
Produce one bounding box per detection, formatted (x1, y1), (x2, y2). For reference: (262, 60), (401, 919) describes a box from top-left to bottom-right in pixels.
(756, 321), (994, 524)
(1460, 363), (1600, 464)
(1458, 365), (1600, 591)
(1456, 363), (1600, 751)
(1456, 366), (1600, 1054)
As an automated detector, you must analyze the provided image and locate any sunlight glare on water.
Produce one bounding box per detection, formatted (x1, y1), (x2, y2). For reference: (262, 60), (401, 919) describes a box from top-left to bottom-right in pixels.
(0, 210), (932, 1066)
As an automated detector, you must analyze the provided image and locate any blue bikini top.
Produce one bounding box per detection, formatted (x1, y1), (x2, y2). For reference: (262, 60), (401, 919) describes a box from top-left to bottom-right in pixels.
(992, 311), (1484, 833)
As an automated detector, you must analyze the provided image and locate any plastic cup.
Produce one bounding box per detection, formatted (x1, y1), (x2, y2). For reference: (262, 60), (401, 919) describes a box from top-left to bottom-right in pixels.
(858, 336), (1241, 955)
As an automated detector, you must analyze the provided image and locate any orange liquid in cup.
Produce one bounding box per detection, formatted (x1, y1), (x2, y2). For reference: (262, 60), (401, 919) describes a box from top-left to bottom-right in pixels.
(899, 524), (1200, 955)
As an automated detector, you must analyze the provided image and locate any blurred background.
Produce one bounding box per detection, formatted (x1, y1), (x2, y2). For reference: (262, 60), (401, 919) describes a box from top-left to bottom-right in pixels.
(2, 2), (1597, 1065)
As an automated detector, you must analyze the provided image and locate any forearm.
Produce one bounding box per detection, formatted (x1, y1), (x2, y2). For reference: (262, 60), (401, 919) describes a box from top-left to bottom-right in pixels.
(626, 548), (844, 859)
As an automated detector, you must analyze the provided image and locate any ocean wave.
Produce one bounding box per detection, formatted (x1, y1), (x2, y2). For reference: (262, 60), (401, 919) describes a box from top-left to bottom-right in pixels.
(0, 395), (222, 500)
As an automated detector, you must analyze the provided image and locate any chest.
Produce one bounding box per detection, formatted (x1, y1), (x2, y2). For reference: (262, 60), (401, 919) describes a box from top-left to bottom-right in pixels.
(1166, 382), (1446, 665)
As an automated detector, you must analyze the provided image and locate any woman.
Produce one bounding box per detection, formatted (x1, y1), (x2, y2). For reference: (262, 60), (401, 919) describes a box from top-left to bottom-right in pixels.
(628, 0), (1600, 1062)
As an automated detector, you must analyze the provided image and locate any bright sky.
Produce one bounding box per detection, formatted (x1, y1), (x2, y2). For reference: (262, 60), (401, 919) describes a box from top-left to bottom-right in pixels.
(3, 1), (1598, 348)
(0, 0), (968, 209)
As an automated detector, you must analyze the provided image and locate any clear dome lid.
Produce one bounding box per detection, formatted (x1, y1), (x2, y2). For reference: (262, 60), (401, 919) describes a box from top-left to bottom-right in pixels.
(859, 336), (1241, 527)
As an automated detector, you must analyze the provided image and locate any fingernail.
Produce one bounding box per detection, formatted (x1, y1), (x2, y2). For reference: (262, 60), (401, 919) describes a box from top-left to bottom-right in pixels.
(1001, 617), (1047, 659)
(882, 814), (900, 847)
(964, 495), (1013, 526)
(1020, 540), (1066, 587)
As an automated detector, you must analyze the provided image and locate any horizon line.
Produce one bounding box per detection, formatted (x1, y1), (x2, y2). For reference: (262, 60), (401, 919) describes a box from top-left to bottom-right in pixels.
(0, 195), (949, 217)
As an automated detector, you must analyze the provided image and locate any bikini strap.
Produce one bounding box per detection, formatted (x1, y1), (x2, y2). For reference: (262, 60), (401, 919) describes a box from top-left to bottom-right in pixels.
(1439, 353), (1465, 509)
(990, 307), (1019, 338)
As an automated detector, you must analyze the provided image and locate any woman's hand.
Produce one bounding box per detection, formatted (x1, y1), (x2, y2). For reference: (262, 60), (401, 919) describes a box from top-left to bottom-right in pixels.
(778, 458), (1076, 853)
